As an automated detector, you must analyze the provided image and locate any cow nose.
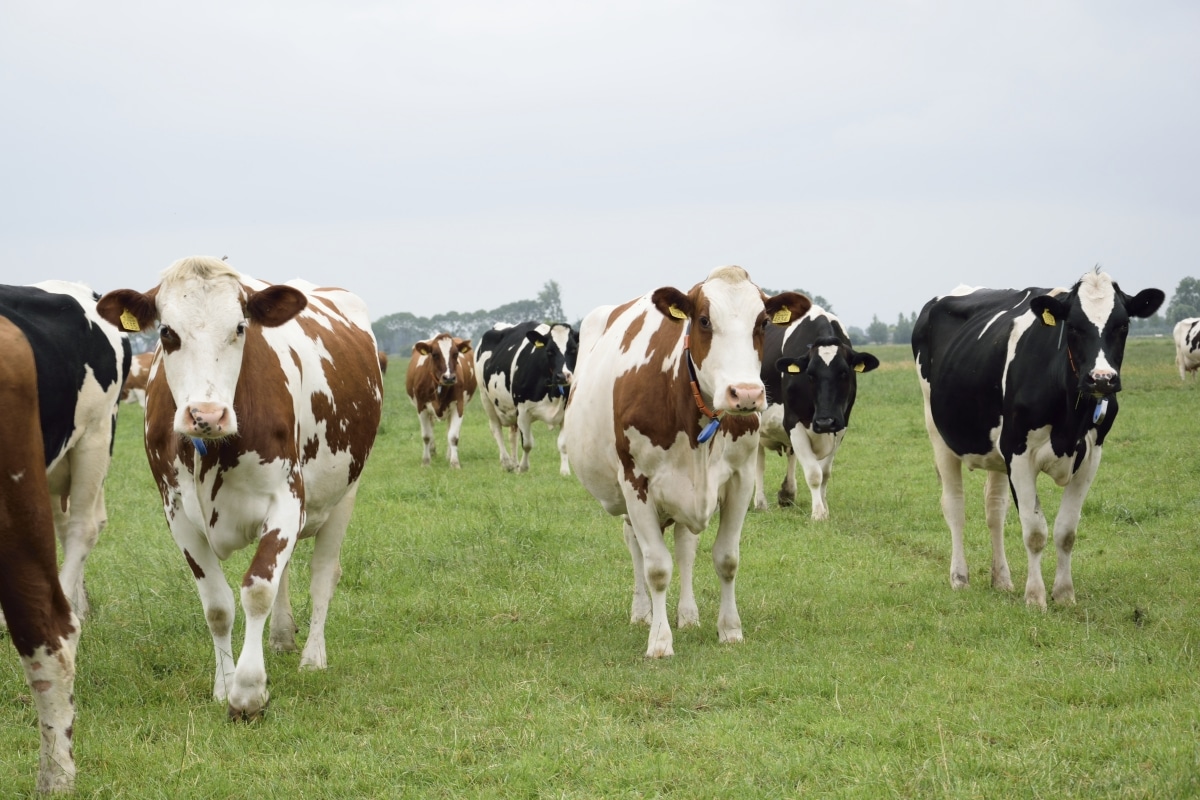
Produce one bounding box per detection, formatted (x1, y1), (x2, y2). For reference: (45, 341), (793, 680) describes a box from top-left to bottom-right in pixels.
(188, 403), (231, 436)
(727, 382), (765, 412)
(1089, 370), (1120, 396)
(441, 373), (457, 386)
(812, 417), (841, 434)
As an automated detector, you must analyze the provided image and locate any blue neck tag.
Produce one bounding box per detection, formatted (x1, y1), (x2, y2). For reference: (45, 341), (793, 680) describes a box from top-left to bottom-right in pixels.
(698, 417), (721, 443)
(1092, 398), (1109, 425)
(191, 438), (208, 456)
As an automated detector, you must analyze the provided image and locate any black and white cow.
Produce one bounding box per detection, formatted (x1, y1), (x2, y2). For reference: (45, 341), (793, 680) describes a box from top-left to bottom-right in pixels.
(912, 269), (1163, 607)
(756, 304), (878, 518)
(475, 321), (578, 475)
(0, 281), (130, 622)
(1173, 317), (1200, 380)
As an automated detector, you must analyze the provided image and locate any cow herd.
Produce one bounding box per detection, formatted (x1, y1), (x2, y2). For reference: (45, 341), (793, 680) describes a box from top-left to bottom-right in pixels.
(0, 259), (1177, 792)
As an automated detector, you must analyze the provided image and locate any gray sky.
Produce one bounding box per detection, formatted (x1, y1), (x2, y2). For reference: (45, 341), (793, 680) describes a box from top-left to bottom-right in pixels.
(3, 1), (1197, 330)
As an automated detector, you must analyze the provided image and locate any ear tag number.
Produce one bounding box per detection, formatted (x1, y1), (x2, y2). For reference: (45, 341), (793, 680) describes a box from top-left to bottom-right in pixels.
(698, 417), (721, 443)
(1042, 309), (1056, 326)
(120, 309), (141, 332)
(669, 305), (688, 320)
(772, 308), (792, 325)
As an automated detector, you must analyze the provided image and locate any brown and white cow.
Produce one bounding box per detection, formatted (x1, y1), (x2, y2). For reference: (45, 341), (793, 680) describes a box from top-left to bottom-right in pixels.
(563, 266), (810, 657)
(405, 333), (476, 468)
(0, 314), (80, 793)
(378, 350), (389, 375)
(1173, 318), (1200, 380)
(120, 351), (154, 409)
(98, 256), (382, 720)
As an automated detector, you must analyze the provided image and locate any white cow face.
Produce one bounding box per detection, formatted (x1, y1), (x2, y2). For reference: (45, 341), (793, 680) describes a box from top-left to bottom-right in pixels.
(98, 257), (306, 440)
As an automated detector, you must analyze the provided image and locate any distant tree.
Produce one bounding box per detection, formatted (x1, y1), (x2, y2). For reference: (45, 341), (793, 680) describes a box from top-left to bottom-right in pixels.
(1166, 277), (1200, 324)
(846, 326), (867, 345)
(867, 315), (890, 345)
(891, 311), (916, 345)
(762, 288), (832, 313)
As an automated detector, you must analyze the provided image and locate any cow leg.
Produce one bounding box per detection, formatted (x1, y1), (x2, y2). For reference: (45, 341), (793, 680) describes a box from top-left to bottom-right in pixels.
(623, 517), (651, 625)
(792, 428), (829, 520)
(48, 439), (111, 619)
(712, 472), (750, 645)
(418, 409), (436, 466)
(985, 469), (1013, 591)
(930, 436), (969, 589)
(301, 488), (355, 670)
(777, 448), (798, 508)
(626, 505), (674, 657)
(1052, 447), (1102, 605)
(674, 525), (700, 628)
(171, 519), (238, 702)
(269, 563), (298, 653)
(1008, 456), (1050, 609)
(753, 445), (769, 511)
(516, 412), (535, 473)
(445, 406), (465, 469)
(556, 431), (571, 477)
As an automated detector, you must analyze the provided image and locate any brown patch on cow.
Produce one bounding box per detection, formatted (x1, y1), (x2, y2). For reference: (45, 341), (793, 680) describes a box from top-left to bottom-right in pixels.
(209, 508), (219, 529)
(184, 549), (206, 579)
(244, 528), (289, 586)
(303, 435), (320, 463)
(607, 299), (637, 333)
(405, 333), (477, 422)
(619, 311), (645, 354)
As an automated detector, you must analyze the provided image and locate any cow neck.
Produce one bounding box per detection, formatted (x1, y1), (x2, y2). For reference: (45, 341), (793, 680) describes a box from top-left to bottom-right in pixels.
(684, 322), (723, 443)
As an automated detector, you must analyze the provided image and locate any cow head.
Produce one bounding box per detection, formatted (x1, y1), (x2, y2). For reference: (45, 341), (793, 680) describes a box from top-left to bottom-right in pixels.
(776, 336), (880, 434)
(97, 256), (306, 440)
(413, 334), (472, 387)
(652, 266), (811, 415)
(1029, 269), (1164, 397)
(525, 323), (578, 394)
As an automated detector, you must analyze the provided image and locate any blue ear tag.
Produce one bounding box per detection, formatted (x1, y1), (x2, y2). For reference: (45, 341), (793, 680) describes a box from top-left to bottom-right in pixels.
(191, 438), (208, 456)
(1092, 398), (1109, 425)
(698, 417), (721, 443)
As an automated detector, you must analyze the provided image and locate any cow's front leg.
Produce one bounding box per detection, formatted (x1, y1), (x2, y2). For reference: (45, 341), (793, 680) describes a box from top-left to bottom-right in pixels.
(794, 431), (830, 521)
(516, 411), (535, 473)
(626, 505), (673, 657)
(445, 406), (466, 468)
(1052, 447), (1102, 605)
(230, 511), (300, 720)
(674, 525), (700, 628)
(623, 517), (651, 625)
(984, 470), (1013, 591)
(753, 445), (769, 511)
(713, 469), (754, 645)
(418, 408), (436, 466)
(778, 449), (798, 508)
(170, 516), (237, 702)
(1008, 456), (1049, 609)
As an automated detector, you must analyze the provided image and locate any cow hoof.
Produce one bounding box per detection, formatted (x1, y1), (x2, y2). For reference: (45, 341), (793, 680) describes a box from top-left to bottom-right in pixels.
(951, 572), (969, 590)
(228, 703), (267, 723)
(1052, 586), (1076, 605)
(810, 508), (829, 521)
(776, 492), (795, 508)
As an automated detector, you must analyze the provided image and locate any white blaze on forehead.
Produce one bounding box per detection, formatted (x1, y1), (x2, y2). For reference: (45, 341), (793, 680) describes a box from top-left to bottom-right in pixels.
(436, 336), (454, 364)
(1078, 270), (1116, 332)
(817, 344), (838, 366)
(549, 323), (572, 354)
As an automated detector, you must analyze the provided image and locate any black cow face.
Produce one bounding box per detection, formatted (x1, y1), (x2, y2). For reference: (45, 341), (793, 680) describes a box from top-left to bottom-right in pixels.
(777, 337), (880, 434)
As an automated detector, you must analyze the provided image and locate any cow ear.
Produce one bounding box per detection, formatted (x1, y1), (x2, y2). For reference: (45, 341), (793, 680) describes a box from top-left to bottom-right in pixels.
(412, 340), (431, 357)
(651, 287), (691, 322)
(97, 288), (158, 332)
(456, 338), (473, 354)
(247, 285), (307, 328)
(1030, 295), (1068, 327)
(763, 292), (811, 326)
(525, 331), (549, 349)
(851, 351), (880, 373)
(777, 356), (808, 375)
(1124, 288), (1166, 319)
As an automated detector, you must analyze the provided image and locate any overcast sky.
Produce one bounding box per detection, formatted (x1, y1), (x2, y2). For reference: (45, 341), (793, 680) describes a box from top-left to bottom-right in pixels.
(2, 1), (1197, 330)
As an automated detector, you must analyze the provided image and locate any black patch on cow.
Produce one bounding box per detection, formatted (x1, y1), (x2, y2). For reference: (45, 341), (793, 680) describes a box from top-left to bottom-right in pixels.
(477, 322), (579, 405)
(0, 285), (127, 467)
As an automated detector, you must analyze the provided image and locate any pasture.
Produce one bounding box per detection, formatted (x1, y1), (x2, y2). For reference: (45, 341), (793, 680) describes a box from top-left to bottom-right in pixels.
(3, 337), (1199, 798)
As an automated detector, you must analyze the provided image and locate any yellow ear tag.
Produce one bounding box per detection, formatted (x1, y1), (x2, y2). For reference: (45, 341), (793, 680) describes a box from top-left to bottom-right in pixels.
(772, 308), (792, 325)
(786, 364), (801, 373)
(1041, 309), (1056, 326)
(119, 309), (140, 332)
(534, 340), (545, 348)
(668, 305), (687, 320)
(854, 363), (865, 373)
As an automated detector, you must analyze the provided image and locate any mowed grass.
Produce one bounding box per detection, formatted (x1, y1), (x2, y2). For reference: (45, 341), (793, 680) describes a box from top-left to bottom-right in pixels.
(3, 337), (1200, 798)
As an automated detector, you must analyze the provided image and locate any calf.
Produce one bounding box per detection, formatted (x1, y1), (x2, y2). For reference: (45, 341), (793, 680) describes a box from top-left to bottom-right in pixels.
(1173, 318), (1200, 380)
(0, 313), (80, 793)
(405, 333), (477, 468)
(120, 351), (154, 409)
(912, 269), (1163, 607)
(98, 256), (382, 719)
(563, 266), (809, 656)
(476, 322), (578, 475)
(0, 281), (129, 621)
(756, 304), (879, 518)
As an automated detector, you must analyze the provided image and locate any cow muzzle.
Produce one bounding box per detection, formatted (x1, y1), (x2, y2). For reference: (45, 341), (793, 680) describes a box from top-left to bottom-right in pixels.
(1085, 369), (1121, 397)
(811, 417), (845, 435)
(183, 402), (234, 438)
(725, 382), (766, 414)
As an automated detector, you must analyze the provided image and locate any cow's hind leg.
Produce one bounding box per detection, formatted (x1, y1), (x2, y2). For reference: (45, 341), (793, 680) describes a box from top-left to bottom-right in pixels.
(985, 470), (1013, 591)
(301, 488), (356, 670)
(269, 563), (299, 652)
(777, 448), (798, 508)
(623, 517), (651, 625)
(50, 438), (112, 619)
(930, 437), (969, 589)
(674, 525), (700, 628)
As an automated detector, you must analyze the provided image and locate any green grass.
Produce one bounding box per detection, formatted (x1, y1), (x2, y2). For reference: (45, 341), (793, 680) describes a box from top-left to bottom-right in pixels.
(4, 337), (1200, 798)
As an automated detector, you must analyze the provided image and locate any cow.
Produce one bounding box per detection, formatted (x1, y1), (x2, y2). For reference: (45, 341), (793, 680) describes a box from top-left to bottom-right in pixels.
(0, 281), (130, 623)
(1173, 318), (1200, 380)
(0, 312), (81, 793)
(97, 255), (383, 720)
(562, 266), (810, 657)
(912, 268), (1164, 608)
(378, 350), (389, 375)
(475, 321), (578, 476)
(405, 333), (477, 468)
(755, 304), (879, 518)
(120, 351), (154, 409)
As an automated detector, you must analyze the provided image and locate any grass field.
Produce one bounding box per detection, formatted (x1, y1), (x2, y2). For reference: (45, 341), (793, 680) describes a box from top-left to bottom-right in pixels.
(3, 336), (1199, 798)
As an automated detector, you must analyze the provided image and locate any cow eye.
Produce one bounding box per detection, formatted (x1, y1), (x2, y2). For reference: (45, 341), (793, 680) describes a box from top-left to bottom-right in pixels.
(698, 315), (712, 331)
(236, 321), (248, 336)
(159, 325), (179, 346)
